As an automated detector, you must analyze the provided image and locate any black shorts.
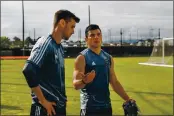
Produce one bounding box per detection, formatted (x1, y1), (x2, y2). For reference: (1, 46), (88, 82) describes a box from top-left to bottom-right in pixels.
(80, 107), (112, 116)
(30, 103), (66, 116)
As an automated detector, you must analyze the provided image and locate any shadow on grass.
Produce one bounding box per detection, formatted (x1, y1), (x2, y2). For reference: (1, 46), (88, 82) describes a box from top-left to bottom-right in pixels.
(1, 82), (26, 86)
(125, 90), (173, 96)
(1, 105), (23, 110)
(124, 89), (173, 115)
(136, 93), (171, 115)
(1, 90), (29, 94)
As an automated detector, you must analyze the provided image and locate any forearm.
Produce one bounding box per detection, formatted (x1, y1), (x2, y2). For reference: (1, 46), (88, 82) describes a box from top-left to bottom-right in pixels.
(31, 86), (47, 103)
(112, 81), (130, 101)
(73, 79), (86, 90)
(22, 62), (39, 88)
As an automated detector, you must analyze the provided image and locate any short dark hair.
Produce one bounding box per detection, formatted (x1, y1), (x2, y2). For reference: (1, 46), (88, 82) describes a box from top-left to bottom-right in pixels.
(53, 9), (80, 28)
(85, 24), (102, 37)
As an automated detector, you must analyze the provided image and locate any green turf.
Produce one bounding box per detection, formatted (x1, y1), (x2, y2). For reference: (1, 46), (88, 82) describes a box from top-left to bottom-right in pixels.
(1, 57), (173, 115)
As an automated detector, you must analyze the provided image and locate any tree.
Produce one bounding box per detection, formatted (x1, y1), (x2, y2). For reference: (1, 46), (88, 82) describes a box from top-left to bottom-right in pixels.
(0, 36), (11, 48)
(11, 36), (23, 48)
(25, 36), (34, 47)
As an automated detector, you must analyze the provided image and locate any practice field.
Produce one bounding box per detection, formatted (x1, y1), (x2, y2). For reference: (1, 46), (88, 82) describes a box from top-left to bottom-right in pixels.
(1, 57), (173, 115)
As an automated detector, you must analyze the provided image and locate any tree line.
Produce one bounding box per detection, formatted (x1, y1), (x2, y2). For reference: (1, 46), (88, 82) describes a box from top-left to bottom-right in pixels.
(0, 36), (39, 49)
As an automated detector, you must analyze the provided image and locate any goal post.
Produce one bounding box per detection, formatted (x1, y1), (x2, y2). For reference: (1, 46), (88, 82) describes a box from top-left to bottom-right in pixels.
(139, 38), (173, 67)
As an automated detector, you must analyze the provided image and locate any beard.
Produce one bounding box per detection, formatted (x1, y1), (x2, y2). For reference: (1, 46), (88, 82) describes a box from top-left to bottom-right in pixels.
(91, 45), (100, 48)
(62, 25), (70, 40)
(62, 35), (70, 40)
(62, 31), (71, 41)
(63, 37), (69, 40)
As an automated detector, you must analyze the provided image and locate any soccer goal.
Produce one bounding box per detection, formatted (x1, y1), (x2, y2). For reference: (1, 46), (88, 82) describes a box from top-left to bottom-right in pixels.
(139, 38), (173, 67)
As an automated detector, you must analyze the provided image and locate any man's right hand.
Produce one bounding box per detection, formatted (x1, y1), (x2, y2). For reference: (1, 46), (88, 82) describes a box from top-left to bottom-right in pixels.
(40, 99), (56, 116)
(83, 70), (96, 84)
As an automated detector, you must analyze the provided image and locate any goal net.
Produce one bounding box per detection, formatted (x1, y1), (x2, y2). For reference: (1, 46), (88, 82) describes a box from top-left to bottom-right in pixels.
(139, 38), (173, 67)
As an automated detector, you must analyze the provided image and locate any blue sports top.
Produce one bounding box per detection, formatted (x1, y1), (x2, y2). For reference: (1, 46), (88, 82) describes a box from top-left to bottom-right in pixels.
(80, 48), (111, 110)
(26, 35), (66, 108)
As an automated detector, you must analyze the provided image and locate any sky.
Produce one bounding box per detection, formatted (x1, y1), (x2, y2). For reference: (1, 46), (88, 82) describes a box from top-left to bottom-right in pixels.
(1, 1), (173, 42)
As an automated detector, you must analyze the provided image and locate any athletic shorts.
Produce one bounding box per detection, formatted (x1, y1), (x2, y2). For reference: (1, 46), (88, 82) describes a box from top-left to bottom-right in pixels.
(30, 103), (66, 116)
(80, 107), (112, 116)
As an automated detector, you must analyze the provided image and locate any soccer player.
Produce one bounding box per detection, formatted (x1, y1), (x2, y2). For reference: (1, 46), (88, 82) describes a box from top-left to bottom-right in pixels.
(73, 24), (135, 116)
(22, 10), (80, 116)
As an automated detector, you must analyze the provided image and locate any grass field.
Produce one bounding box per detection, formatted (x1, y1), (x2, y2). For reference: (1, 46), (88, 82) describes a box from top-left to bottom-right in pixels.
(1, 57), (173, 115)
